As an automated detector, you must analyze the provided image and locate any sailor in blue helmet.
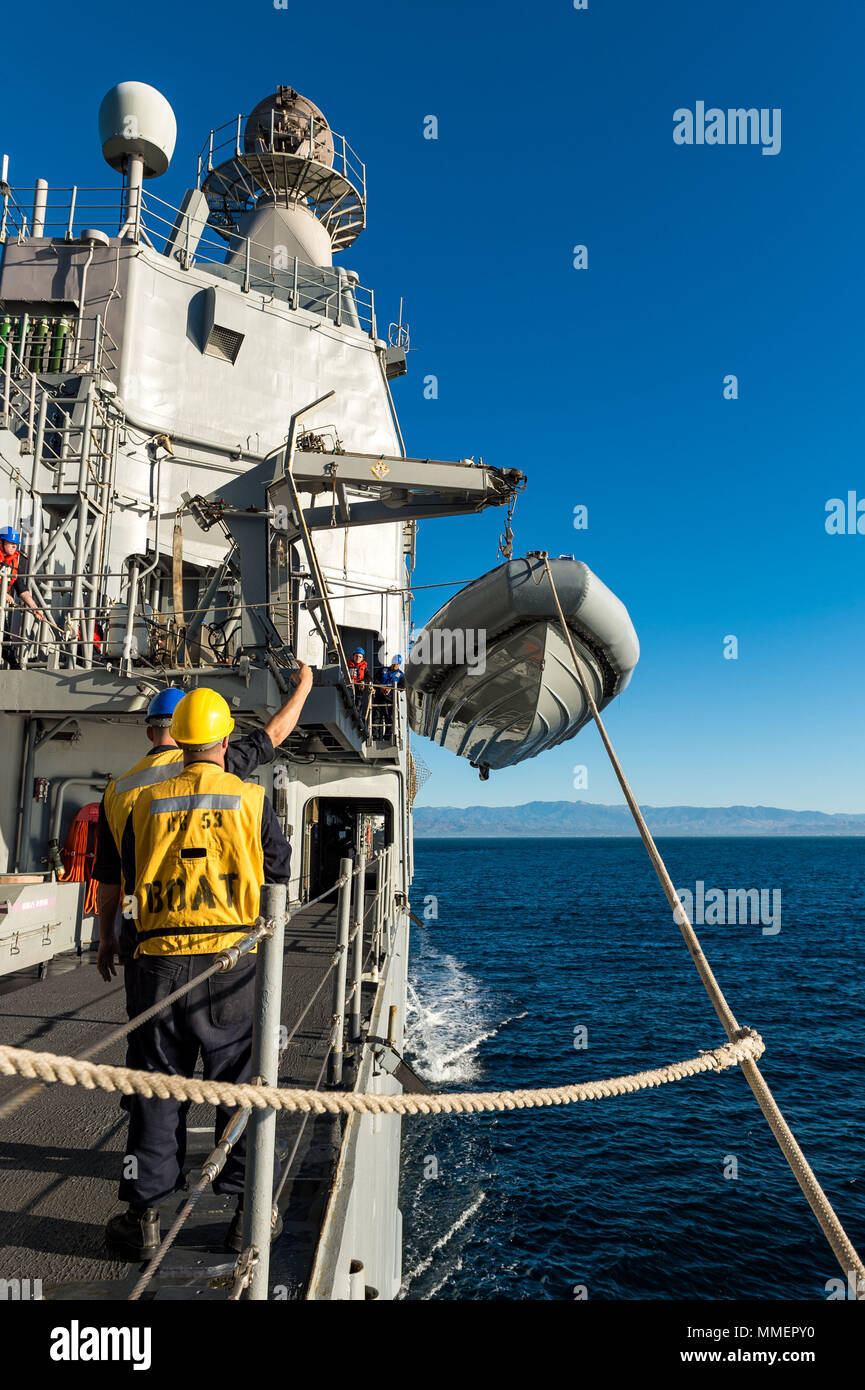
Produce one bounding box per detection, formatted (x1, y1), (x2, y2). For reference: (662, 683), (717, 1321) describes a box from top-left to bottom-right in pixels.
(377, 654), (405, 739)
(0, 525), (45, 669)
(348, 647), (367, 684)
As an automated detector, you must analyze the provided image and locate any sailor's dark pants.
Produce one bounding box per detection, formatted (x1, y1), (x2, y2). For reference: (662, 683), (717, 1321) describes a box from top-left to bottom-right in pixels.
(117, 917), (140, 1112)
(373, 692), (395, 739)
(2, 606), (24, 669)
(119, 951), (259, 1208)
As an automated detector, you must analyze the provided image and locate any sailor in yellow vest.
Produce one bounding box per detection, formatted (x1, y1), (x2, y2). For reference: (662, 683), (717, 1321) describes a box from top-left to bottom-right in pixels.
(93, 665), (310, 982)
(105, 688), (292, 1261)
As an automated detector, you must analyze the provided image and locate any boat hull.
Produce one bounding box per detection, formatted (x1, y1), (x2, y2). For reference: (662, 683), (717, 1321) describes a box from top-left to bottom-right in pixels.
(406, 555), (639, 771)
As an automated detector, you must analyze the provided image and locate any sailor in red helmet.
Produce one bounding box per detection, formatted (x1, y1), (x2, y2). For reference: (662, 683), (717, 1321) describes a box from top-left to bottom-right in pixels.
(0, 526), (45, 669)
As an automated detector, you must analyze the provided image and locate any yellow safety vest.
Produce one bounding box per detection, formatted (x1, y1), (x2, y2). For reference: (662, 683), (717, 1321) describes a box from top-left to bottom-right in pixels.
(103, 748), (184, 853)
(129, 762), (265, 957)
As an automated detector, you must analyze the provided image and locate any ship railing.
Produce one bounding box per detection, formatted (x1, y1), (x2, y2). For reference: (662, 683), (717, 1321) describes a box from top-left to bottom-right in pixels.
(0, 186), (125, 244)
(195, 112), (367, 210)
(0, 332), (117, 486)
(360, 682), (405, 751)
(0, 178), (32, 241)
(329, 846), (396, 1086)
(5, 579), (317, 677)
(0, 181), (377, 338)
(0, 857), (395, 1299)
(0, 565), (126, 677)
(0, 313), (118, 407)
(142, 191), (376, 337)
(0, 331), (122, 678)
(0, 338), (119, 682)
(0, 844), (399, 1298)
(2, 561), (179, 674)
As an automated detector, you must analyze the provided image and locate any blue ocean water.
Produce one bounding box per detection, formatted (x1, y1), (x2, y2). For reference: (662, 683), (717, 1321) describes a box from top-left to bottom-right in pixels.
(398, 837), (865, 1300)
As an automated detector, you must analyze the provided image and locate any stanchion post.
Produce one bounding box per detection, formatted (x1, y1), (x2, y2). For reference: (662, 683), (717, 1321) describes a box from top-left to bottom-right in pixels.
(328, 858), (352, 1085)
(350, 848), (366, 1042)
(242, 882), (287, 1301)
(372, 851), (383, 981)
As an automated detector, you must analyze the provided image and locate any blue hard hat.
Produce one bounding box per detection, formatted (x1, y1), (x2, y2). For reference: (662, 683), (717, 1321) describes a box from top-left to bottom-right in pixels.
(146, 686), (186, 723)
(392, 654), (402, 664)
(352, 648), (365, 657)
(0, 526), (21, 545)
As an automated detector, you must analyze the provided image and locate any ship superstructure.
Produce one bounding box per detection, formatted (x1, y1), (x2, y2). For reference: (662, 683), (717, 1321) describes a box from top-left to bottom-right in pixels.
(0, 80), (521, 1298)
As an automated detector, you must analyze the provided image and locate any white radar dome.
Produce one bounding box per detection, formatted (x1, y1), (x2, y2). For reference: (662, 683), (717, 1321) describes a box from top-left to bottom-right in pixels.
(99, 81), (177, 178)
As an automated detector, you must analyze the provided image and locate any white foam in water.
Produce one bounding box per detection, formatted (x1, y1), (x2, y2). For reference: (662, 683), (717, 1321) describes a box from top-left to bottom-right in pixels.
(435, 1012), (528, 1070)
(405, 949), (504, 1084)
(426, 1256), (463, 1300)
(399, 1192), (486, 1297)
(401, 937), (529, 1296)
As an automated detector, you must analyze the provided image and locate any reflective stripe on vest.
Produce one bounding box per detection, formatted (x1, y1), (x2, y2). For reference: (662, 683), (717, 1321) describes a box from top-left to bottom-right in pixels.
(103, 749), (184, 853)
(149, 793), (242, 814)
(130, 762), (265, 957)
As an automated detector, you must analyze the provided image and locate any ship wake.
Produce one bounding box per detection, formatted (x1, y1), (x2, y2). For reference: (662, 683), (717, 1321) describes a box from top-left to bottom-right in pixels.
(405, 947), (525, 1085)
(399, 933), (527, 1298)
(398, 1193), (486, 1298)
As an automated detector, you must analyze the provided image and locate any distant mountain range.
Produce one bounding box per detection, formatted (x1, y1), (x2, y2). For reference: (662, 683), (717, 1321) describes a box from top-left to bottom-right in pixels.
(413, 801), (865, 837)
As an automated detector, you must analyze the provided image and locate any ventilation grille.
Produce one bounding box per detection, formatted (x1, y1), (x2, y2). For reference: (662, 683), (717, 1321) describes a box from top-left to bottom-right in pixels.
(204, 324), (244, 363)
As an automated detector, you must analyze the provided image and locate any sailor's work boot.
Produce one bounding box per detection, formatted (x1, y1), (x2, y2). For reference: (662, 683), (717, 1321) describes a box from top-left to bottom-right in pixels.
(224, 1202), (283, 1253)
(105, 1205), (161, 1260)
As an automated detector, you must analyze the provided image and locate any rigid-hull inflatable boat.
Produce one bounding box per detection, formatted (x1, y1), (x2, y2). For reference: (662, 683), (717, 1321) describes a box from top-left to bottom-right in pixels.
(405, 553), (639, 773)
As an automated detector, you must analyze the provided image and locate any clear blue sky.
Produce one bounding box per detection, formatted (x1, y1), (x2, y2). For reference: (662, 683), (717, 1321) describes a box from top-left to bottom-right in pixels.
(4, 1), (863, 812)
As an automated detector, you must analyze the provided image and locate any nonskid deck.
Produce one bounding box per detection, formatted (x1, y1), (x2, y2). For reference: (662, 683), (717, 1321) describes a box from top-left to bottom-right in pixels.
(0, 899), (352, 1299)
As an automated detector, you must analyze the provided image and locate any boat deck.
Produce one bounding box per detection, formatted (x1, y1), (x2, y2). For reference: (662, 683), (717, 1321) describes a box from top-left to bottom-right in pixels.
(0, 899), (352, 1300)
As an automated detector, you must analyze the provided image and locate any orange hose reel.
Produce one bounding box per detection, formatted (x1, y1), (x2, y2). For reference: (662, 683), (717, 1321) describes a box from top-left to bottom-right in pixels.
(59, 802), (101, 915)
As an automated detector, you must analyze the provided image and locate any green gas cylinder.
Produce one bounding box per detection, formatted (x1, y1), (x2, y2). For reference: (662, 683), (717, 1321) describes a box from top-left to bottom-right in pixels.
(49, 316), (71, 373)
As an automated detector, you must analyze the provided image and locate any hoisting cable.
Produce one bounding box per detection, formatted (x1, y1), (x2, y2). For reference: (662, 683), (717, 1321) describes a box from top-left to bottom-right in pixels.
(497, 483), (522, 562)
(539, 552), (865, 1294)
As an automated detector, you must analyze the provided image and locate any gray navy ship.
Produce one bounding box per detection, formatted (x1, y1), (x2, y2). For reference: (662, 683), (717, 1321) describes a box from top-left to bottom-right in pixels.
(0, 80), (637, 1299)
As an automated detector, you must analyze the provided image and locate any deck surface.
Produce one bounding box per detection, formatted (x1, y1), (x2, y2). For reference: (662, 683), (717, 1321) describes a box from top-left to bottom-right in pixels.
(0, 900), (348, 1300)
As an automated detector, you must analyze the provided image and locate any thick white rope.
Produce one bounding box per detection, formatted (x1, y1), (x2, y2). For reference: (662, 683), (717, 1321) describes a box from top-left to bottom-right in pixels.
(541, 553), (865, 1295)
(0, 1032), (764, 1116)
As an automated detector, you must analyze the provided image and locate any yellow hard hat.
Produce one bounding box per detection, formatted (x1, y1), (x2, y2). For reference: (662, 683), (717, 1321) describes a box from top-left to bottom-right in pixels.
(170, 687), (235, 746)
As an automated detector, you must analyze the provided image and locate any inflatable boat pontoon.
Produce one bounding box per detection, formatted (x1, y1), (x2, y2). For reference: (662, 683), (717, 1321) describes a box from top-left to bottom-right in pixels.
(405, 552), (639, 775)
